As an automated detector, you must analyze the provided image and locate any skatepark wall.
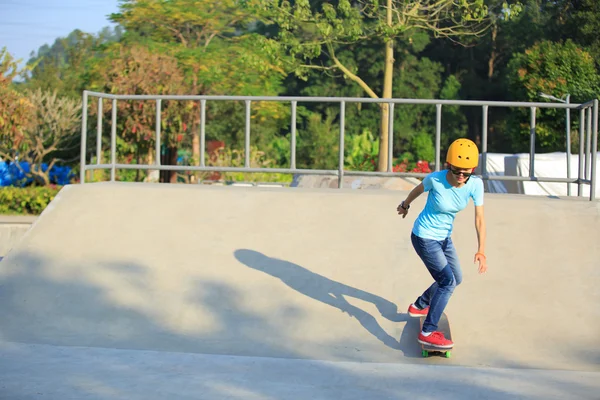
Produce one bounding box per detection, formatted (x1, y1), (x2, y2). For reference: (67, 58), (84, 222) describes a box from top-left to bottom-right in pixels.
(0, 216), (36, 257)
(0, 182), (598, 372)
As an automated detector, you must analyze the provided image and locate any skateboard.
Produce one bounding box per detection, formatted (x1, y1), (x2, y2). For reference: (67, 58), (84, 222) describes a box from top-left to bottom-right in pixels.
(419, 312), (453, 358)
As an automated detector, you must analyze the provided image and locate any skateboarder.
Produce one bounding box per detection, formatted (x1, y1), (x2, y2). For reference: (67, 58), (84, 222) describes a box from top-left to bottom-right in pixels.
(396, 138), (487, 349)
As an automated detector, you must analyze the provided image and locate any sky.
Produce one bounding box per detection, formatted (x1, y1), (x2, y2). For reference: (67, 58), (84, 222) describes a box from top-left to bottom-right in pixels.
(1, 0), (120, 67)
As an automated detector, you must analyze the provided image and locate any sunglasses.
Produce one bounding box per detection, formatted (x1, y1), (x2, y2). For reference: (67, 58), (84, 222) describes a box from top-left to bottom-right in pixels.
(450, 168), (472, 177)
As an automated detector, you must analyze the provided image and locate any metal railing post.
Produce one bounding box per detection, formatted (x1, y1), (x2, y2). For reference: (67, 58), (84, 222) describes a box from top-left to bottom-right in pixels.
(111, 99), (117, 182)
(530, 107), (536, 179)
(338, 101), (345, 189)
(566, 95), (571, 196)
(291, 101), (297, 170)
(79, 91), (88, 184)
(96, 98), (102, 166)
(388, 103), (394, 172)
(245, 100), (251, 168)
(200, 100), (206, 167)
(435, 104), (442, 171)
(482, 105), (488, 178)
(578, 109), (585, 197)
(591, 100), (598, 201)
(586, 107), (592, 180)
(156, 99), (162, 168)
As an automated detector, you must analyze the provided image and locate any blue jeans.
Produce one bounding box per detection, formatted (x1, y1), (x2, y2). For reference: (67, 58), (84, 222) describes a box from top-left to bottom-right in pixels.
(411, 232), (463, 333)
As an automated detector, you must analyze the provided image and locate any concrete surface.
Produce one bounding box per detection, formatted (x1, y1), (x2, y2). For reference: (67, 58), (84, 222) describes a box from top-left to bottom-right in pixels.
(0, 182), (599, 399)
(291, 174), (420, 190)
(1, 342), (598, 400)
(0, 215), (35, 257)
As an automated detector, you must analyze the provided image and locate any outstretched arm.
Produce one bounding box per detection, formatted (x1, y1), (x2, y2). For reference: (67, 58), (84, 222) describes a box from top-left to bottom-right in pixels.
(397, 183), (424, 218)
(474, 205), (487, 273)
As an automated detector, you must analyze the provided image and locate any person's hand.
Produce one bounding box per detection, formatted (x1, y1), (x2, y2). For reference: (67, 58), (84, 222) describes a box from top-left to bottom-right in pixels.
(474, 252), (487, 274)
(397, 202), (409, 218)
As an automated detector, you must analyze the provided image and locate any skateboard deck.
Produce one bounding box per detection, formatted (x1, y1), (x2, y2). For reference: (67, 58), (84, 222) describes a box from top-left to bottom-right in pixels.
(419, 312), (453, 358)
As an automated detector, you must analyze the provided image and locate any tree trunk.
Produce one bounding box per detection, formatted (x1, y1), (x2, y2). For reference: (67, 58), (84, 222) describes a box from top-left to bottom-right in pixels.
(377, 0), (394, 172)
(159, 145), (179, 183)
(160, 149), (167, 183)
(147, 148), (155, 182)
(168, 146), (178, 183)
(135, 146), (141, 182)
(378, 103), (390, 172)
(488, 24), (498, 81)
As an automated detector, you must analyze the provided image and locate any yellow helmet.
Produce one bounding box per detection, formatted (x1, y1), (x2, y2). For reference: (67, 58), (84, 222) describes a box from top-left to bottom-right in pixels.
(446, 138), (479, 168)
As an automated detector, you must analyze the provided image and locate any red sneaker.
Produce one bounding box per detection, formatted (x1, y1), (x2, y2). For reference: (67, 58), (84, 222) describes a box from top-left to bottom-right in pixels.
(407, 303), (429, 317)
(418, 331), (453, 348)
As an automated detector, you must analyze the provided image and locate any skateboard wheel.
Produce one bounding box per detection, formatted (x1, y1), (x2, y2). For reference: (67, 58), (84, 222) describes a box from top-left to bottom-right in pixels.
(422, 350), (428, 357)
(445, 351), (451, 358)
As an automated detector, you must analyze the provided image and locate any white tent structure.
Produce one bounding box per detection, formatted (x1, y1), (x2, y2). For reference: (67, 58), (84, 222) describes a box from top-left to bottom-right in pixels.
(476, 152), (599, 198)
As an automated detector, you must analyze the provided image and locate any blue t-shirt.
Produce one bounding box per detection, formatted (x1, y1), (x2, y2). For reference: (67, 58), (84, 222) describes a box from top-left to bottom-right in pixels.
(412, 170), (484, 240)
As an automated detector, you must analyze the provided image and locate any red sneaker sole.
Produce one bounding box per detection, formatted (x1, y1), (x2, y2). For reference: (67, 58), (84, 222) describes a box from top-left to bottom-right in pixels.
(418, 339), (453, 349)
(408, 310), (429, 317)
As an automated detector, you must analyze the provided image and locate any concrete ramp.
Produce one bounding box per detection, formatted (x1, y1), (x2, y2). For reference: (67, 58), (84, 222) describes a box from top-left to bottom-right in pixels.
(0, 182), (599, 397)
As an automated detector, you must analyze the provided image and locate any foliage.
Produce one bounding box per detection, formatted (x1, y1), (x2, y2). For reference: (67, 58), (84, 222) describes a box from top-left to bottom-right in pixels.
(570, 0), (600, 62)
(0, 88), (80, 186)
(111, 0), (253, 48)
(197, 145), (293, 183)
(0, 48), (36, 143)
(408, 132), (436, 163)
(6, 0), (600, 189)
(85, 42), (194, 177)
(393, 159), (432, 173)
(296, 110), (339, 171)
(106, 0), (289, 183)
(247, 0), (492, 81)
(508, 39), (600, 102)
(506, 39), (600, 151)
(266, 135), (291, 168)
(244, 0), (517, 171)
(0, 185), (62, 215)
(24, 28), (122, 99)
(0, 51), (80, 187)
(110, 0), (287, 95)
(293, 32), (456, 163)
(438, 75), (468, 149)
(345, 128), (379, 171)
(539, 0), (600, 62)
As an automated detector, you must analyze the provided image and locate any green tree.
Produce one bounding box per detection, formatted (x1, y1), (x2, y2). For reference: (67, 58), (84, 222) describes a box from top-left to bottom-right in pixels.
(297, 109), (339, 170)
(109, 0), (289, 170)
(553, 0), (600, 63)
(275, 28), (471, 169)
(0, 48), (36, 157)
(24, 27), (123, 99)
(18, 89), (81, 185)
(86, 43), (193, 183)
(245, 0), (517, 171)
(506, 39), (600, 151)
(422, 0), (577, 152)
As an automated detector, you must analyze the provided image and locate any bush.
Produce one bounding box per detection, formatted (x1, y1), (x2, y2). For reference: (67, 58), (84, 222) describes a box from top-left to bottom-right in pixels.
(0, 185), (62, 215)
(197, 145), (293, 184)
(393, 159), (432, 174)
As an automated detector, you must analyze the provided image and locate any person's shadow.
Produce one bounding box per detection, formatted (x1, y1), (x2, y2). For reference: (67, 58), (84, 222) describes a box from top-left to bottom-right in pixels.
(234, 249), (411, 351)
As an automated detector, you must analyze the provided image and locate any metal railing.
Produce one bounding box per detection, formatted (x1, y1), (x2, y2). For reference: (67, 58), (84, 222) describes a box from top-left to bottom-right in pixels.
(79, 91), (599, 201)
